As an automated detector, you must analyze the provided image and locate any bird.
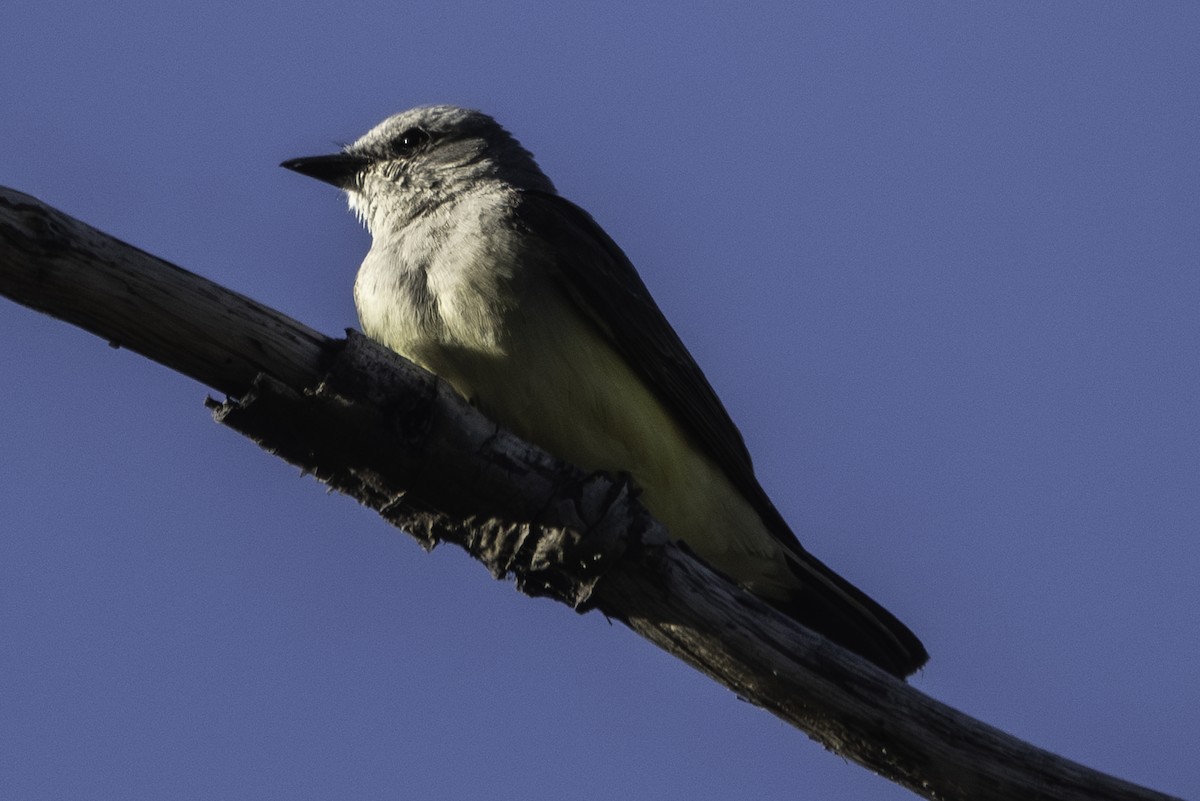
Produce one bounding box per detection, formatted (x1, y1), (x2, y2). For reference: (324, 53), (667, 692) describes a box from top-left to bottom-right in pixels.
(282, 105), (927, 678)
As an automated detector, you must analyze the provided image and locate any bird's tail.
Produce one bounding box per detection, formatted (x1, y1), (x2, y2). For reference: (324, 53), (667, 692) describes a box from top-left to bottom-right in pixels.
(774, 546), (928, 678)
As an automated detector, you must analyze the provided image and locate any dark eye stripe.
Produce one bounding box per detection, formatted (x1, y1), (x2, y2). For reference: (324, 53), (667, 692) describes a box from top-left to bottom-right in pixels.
(390, 128), (431, 155)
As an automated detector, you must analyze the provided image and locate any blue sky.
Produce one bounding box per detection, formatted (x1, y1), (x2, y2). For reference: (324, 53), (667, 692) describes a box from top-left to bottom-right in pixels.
(2, 4), (1197, 800)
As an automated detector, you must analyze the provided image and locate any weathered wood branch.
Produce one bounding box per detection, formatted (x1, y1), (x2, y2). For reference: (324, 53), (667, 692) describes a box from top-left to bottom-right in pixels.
(0, 185), (1180, 801)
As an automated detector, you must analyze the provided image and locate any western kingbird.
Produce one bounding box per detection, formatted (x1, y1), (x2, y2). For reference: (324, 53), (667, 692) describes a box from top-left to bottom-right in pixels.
(282, 105), (927, 677)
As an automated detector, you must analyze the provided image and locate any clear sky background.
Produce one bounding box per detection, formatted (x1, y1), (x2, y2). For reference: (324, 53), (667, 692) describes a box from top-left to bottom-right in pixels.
(2, 4), (1197, 800)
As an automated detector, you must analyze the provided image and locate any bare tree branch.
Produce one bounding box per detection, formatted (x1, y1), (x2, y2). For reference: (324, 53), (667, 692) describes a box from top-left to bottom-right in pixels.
(0, 185), (1181, 801)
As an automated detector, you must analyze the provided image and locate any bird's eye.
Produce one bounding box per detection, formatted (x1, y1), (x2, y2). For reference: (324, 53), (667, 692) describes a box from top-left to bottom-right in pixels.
(390, 128), (430, 155)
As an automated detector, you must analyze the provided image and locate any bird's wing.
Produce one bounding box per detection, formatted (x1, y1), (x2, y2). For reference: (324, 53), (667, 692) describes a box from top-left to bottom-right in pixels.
(513, 190), (928, 676)
(513, 190), (798, 547)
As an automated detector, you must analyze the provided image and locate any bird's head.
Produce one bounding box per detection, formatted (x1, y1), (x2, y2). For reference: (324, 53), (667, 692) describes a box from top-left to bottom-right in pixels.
(282, 105), (555, 233)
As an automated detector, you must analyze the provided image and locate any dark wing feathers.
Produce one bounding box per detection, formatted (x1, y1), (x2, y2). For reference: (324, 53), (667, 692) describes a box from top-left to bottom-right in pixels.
(512, 190), (928, 677)
(514, 190), (796, 543)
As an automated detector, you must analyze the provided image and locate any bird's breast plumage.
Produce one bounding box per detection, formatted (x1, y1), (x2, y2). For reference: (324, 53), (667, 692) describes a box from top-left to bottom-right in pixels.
(353, 186), (524, 366)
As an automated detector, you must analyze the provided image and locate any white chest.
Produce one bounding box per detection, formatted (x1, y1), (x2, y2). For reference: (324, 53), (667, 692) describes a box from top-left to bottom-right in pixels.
(354, 194), (525, 351)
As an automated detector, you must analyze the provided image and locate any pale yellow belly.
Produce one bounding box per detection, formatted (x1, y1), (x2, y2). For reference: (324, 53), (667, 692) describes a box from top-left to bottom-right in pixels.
(369, 284), (796, 597)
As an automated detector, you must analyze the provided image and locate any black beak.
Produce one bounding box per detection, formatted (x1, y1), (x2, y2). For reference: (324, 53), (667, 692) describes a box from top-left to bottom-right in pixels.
(280, 153), (370, 188)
